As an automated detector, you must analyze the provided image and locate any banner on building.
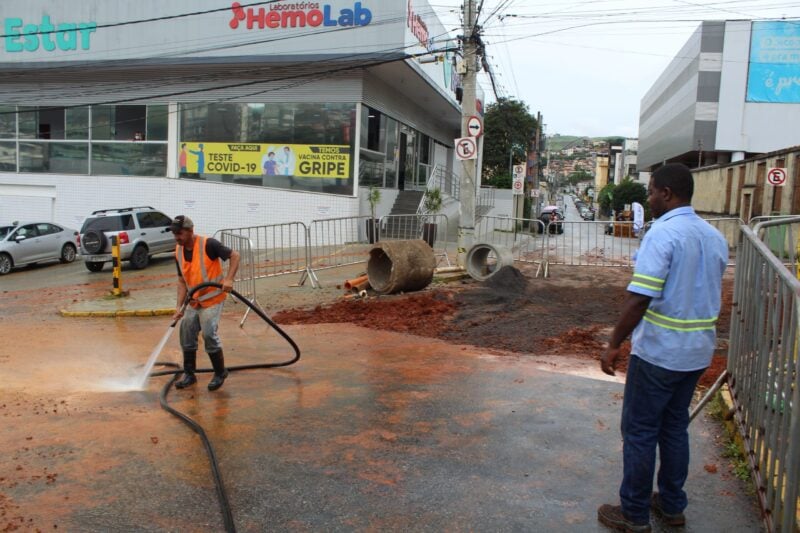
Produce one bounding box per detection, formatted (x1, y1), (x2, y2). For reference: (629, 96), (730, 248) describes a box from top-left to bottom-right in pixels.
(746, 21), (800, 103)
(179, 142), (351, 179)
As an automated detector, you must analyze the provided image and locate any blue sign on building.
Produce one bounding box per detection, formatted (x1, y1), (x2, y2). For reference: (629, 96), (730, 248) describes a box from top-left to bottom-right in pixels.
(747, 21), (800, 103)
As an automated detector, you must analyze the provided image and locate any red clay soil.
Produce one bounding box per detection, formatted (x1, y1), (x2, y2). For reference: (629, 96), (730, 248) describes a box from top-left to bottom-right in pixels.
(274, 266), (734, 388)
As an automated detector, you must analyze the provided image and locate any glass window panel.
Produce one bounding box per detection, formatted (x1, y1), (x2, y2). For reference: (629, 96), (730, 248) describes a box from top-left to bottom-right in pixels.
(359, 149), (385, 188)
(66, 107), (89, 140)
(19, 142), (88, 174)
(91, 143), (167, 176)
(37, 107), (65, 139)
(114, 105), (147, 141)
(179, 102), (357, 195)
(18, 107), (37, 139)
(419, 134), (431, 164)
(360, 105), (370, 149)
(91, 106), (113, 140)
(0, 107), (15, 138)
(0, 142), (16, 171)
(385, 117), (398, 162)
(91, 105), (148, 141)
(146, 105), (168, 141)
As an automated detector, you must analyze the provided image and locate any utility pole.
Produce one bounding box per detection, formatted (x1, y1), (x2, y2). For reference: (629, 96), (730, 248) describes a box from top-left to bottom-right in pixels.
(457, 0), (478, 267)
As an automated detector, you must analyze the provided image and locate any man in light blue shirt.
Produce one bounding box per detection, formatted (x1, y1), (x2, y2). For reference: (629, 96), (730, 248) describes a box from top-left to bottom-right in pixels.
(598, 163), (728, 532)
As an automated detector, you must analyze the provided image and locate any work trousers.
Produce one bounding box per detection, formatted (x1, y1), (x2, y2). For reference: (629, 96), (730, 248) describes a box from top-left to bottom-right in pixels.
(179, 302), (223, 354)
(619, 355), (705, 523)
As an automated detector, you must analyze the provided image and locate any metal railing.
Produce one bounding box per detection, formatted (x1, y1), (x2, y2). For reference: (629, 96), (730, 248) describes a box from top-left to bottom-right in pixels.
(478, 186), (496, 210)
(306, 215), (373, 284)
(218, 222), (310, 284)
(427, 165), (461, 202)
(754, 216), (800, 273)
(380, 213), (452, 267)
(546, 220), (639, 268)
(475, 216), (548, 276)
(215, 230), (259, 327)
(726, 219), (800, 532)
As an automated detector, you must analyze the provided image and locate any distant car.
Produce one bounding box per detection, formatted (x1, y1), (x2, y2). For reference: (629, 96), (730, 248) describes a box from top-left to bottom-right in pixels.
(0, 221), (80, 275)
(537, 207), (564, 234)
(79, 206), (174, 272)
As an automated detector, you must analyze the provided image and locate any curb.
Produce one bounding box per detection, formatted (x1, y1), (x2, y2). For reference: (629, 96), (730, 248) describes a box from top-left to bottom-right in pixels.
(59, 308), (174, 318)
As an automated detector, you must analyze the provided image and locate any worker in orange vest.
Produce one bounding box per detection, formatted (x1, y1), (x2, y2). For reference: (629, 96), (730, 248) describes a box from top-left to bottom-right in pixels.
(170, 215), (240, 391)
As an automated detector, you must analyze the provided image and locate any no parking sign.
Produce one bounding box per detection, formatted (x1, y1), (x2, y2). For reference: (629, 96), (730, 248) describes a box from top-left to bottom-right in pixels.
(767, 167), (787, 186)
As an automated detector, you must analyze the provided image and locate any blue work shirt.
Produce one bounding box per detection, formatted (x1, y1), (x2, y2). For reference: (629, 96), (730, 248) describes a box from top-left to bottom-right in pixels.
(628, 206), (729, 372)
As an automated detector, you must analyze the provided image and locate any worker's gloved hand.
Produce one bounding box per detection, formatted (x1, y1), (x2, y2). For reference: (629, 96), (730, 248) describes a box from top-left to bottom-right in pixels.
(222, 278), (234, 293)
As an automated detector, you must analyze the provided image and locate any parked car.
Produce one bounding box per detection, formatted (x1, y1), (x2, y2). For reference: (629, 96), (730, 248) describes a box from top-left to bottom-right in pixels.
(79, 206), (174, 272)
(0, 221), (79, 275)
(537, 207), (564, 234)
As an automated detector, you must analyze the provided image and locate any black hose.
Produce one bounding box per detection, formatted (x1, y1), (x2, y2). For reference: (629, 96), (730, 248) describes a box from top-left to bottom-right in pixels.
(150, 282), (301, 533)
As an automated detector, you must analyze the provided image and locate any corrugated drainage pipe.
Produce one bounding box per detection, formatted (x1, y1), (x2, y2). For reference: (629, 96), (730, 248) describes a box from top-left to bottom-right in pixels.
(367, 240), (436, 294)
(466, 243), (514, 281)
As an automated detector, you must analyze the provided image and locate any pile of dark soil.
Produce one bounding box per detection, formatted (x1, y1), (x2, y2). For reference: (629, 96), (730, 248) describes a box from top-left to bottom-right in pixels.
(484, 266), (529, 293)
(271, 265), (733, 387)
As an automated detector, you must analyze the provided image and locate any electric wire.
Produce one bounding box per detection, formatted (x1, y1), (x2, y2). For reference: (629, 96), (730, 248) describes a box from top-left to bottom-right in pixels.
(151, 282), (302, 533)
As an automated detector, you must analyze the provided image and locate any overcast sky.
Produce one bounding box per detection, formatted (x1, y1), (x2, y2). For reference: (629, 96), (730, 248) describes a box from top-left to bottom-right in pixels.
(434, 0), (800, 138)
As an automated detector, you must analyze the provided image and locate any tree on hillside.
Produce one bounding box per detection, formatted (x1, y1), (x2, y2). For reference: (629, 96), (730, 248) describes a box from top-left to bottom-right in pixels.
(482, 98), (538, 177)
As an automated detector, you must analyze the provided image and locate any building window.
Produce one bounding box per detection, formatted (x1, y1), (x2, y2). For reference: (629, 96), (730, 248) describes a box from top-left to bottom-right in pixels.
(180, 102), (357, 195)
(0, 104), (167, 175)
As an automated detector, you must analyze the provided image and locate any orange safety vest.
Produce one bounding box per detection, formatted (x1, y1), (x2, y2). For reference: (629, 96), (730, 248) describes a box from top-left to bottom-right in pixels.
(176, 235), (226, 308)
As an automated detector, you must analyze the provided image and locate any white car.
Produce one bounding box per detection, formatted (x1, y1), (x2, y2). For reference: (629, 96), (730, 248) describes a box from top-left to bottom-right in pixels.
(0, 221), (80, 275)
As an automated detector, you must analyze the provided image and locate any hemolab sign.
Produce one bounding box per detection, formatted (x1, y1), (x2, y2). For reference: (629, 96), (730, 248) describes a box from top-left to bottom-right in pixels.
(229, 1), (372, 30)
(4, 15), (96, 52)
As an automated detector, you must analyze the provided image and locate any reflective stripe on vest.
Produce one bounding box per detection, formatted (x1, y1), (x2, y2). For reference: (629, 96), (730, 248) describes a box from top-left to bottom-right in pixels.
(177, 236), (225, 307)
(643, 309), (718, 332)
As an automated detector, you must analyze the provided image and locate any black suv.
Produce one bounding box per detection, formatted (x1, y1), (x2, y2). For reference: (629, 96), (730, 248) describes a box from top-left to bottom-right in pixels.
(79, 206), (174, 272)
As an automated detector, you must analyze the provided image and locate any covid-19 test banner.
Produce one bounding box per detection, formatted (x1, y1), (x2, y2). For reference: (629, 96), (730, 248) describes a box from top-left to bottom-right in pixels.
(180, 142), (351, 179)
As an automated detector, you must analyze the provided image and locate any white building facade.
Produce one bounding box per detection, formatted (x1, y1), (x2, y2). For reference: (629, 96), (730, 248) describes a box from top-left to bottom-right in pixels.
(0, 0), (465, 234)
(638, 20), (800, 172)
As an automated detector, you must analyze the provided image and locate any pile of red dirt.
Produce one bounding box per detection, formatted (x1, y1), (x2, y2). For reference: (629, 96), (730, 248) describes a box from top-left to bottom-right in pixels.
(273, 291), (457, 338)
(273, 267), (734, 387)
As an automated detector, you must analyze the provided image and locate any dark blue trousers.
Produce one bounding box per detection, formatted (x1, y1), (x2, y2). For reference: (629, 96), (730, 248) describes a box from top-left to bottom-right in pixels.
(619, 355), (705, 523)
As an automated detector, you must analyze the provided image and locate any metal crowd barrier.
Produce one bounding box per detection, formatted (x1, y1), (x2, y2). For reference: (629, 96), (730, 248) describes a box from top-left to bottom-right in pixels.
(216, 230), (259, 327)
(475, 216), (548, 276)
(218, 222), (310, 285)
(380, 213), (452, 266)
(546, 220), (639, 268)
(754, 216), (800, 273)
(725, 219), (800, 532)
(306, 215), (373, 284)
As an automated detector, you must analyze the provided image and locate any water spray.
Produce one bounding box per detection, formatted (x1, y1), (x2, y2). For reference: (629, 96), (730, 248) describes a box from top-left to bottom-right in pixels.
(148, 282), (301, 533)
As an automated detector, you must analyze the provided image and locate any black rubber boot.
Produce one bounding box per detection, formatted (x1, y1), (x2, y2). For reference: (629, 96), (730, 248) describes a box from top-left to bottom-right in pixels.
(207, 350), (229, 391)
(175, 350), (197, 389)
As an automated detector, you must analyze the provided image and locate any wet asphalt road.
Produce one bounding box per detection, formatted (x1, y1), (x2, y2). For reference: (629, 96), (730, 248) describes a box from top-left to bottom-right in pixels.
(0, 252), (176, 292)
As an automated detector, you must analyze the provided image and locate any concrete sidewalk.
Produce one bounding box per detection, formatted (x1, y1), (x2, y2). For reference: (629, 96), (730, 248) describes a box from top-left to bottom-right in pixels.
(58, 264), (368, 318)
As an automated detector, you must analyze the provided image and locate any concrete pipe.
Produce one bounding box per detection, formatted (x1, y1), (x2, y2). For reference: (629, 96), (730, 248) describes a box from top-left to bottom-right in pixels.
(367, 240), (436, 295)
(466, 243), (514, 281)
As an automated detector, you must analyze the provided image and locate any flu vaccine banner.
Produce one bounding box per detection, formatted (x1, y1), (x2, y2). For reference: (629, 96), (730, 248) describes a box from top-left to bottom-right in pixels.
(179, 142), (351, 178)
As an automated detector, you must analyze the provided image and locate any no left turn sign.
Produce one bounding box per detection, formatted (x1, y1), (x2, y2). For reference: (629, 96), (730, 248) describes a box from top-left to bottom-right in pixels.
(455, 137), (477, 160)
(767, 167), (787, 186)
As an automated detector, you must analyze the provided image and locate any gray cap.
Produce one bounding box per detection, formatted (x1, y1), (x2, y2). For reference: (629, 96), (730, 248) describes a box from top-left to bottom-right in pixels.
(169, 215), (194, 232)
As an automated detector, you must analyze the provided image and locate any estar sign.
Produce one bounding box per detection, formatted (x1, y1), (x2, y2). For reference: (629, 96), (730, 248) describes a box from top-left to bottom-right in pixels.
(230, 1), (372, 30)
(4, 15), (96, 52)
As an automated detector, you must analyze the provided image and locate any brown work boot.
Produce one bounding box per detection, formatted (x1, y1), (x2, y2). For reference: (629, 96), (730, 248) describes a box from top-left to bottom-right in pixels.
(651, 492), (686, 527)
(597, 504), (652, 532)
